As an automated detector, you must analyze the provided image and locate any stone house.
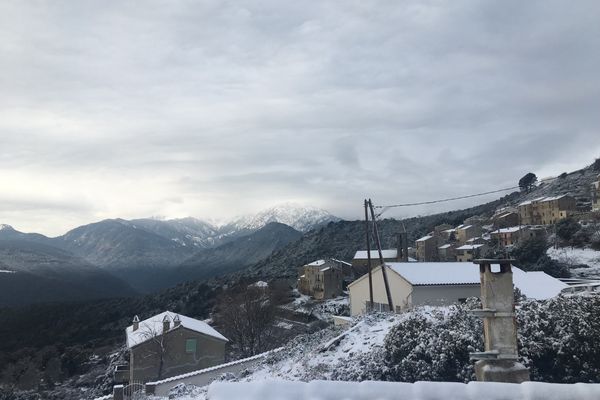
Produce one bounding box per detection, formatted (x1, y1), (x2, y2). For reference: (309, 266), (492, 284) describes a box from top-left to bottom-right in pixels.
(493, 212), (520, 229)
(347, 262), (567, 316)
(415, 235), (438, 261)
(123, 311), (227, 383)
(518, 195), (577, 225)
(437, 243), (457, 262)
(297, 259), (344, 300)
(455, 244), (487, 262)
(490, 226), (531, 247)
(456, 225), (482, 244)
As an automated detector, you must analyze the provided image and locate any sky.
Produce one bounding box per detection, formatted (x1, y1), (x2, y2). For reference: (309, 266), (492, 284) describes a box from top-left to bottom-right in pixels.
(1, 0), (600, 236)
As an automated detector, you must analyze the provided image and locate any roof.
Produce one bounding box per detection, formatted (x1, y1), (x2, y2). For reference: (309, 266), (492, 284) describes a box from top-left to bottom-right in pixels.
(457, 225), (472, 230)
(388, 262), (479, 286)
(308, 260), (326, 266)
(331, 258), (352, 266)
(519, 195), (571, 206)
(320, 267), (331, 272)
(378, 262), (567, 299)
(126, 311), (227, 348)
(438, 244), (452, 249)
(493, 226), (523, 234)
(415, 235), (433, 242)
(353, 249), (397, 259)
(455, 244), (485, 250)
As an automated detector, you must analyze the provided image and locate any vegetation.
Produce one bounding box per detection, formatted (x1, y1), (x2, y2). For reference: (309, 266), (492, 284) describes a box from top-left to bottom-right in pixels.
(518, 172), (538, 192)
(382, 295), (600, 383)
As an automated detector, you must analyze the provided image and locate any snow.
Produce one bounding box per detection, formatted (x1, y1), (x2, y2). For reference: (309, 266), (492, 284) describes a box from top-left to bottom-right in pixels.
(250, 281), (269, 288)
(229, 203), (339, 233)
(0, 224), (13, 231)
(455, 244), (485, 250)
(492, 226), (523, 233)
(331, 258), (352, 266)
(126, 311), (228, 348)
(415, 235), (433, 242)
(206, 380), (600, 400)
(388, 262), (480, 285)
(387, 262), (567, 299)
(438, 244), (452, 249)
(458, 225), (473, 230)
(512, 269), (568, 299)
(547, 247), (600, 279)
(308, 260), (326, 266)
(354, 249), (398, 259)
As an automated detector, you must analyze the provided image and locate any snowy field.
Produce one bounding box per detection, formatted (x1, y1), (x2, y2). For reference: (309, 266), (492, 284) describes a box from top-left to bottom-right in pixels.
(547, 247), (600, 278)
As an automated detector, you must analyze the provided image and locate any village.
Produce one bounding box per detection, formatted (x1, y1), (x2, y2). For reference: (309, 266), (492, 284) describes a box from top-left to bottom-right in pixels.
(103, 176), (600, 400)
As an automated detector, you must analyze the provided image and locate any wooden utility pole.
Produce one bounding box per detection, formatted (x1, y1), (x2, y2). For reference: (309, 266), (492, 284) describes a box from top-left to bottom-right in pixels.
(368, 199), (394, 312)
(364, 200), (374, 310)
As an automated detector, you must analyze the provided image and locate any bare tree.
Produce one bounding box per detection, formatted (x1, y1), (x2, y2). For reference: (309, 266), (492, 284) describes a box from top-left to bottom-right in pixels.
(214, 285), (276, 358)
(136, 317), (173, 380)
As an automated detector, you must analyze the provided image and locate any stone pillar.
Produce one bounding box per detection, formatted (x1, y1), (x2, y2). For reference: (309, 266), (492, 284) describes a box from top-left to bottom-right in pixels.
(113, 384), (124, 400)
(470, 259), (529, 383)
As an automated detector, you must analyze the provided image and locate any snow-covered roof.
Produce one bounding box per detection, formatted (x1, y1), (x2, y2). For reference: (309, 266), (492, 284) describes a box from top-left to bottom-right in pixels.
(415, 235), (433, 242)
(320, 267), (331, 272)
(493, 226), (523, 234)
(331, 258), (352, 266)
(519, 195), (570, 206)
(512, 269), (568, 299)
(384, 262), (566, 299)
(388, 262), (479, 286)
(126, 311), (227, 348)
(438, 244), (452, 249)
(457, 225), (472, 230)
(455, 244), (485, 250)
(308, 260), (326, 266)
(353, 249), (397, 259)
(442, 228), (456, 233)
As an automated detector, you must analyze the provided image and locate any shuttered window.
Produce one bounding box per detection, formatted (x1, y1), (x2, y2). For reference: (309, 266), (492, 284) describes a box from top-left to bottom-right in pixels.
(185, 338), (197, 353)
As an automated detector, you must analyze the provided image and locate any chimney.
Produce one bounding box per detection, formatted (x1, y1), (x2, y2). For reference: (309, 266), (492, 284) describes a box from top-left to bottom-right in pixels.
(162, 315), (171, 333)
(173, 314), (181, 327)
(132, 315), (140, 331)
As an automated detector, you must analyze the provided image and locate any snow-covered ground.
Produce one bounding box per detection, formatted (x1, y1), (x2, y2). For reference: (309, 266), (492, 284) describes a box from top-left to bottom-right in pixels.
(146, 309), (448, 400)
(547, 247), (600, 278)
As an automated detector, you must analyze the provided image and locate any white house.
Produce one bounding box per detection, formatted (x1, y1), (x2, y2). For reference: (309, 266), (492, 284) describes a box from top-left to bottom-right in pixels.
(348, 262), (568, 316)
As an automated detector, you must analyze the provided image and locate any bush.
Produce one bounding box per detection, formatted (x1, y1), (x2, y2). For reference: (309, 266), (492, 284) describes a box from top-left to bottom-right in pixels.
(511, 236), (548, 268)
(383, 301), (482, 382)
(556, 218), (580, 242)
(382, 296), (600, 383)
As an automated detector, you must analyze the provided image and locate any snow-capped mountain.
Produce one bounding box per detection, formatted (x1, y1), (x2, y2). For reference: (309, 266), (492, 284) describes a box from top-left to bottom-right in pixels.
(225, 203), (341, 233)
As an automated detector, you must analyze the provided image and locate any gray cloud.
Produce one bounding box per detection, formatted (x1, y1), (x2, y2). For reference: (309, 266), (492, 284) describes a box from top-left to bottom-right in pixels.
(1, 0), (600, 235)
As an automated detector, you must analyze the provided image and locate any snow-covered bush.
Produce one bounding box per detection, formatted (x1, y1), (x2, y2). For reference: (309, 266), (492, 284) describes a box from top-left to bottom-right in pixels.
(383, 300), (483, 383)
(381, 296), (600, 384)
(518, 295), (600, 383)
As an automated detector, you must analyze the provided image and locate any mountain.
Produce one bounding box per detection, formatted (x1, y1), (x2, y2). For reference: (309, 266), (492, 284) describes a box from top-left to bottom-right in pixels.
(223, 203), (341, 233)
(170, 222), (302, 284)
(128, 217), (222, 249)
(0, 238), (134, 306)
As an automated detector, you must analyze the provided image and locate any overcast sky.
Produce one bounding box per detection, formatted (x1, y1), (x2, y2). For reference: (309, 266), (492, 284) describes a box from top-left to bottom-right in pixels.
(1, 1), (600, 236)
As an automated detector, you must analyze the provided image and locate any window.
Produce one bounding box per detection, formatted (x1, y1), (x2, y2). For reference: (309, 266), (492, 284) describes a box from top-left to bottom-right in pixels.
(185, 338), (197, 353)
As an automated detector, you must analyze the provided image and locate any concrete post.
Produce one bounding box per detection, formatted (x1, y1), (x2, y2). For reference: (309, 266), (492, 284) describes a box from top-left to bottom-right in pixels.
(113, 385), (124, 400)
(470, 259), (529, 383)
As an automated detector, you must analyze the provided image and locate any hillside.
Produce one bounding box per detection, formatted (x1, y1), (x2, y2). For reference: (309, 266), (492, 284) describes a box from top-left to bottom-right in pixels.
(171, 223), (302, 285)
(238, 192), (522, 280)
(0, 239), (134, 306)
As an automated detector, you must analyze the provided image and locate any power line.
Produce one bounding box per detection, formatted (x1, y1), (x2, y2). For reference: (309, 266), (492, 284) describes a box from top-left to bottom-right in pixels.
(373, 186), (520, 218)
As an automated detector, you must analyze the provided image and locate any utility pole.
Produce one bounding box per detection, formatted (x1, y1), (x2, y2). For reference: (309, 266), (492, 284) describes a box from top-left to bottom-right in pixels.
(364, 200), (374, 311)
(368, 199), (394, 312)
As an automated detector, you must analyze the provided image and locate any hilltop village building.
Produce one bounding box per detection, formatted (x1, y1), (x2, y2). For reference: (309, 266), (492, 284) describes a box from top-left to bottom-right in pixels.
(518, 195), (577, 225)
(352, 234), (411, 274)
(455, 244), (487, 262)
(492, 211), (520, 229)
(489, 226), (530, 247)
(415, 235), (438, 261)
(121, 312), (227, 383)
(297, 259), (344, 300)
(348, 262), (567, 316)
(456, 224), (482, 244)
